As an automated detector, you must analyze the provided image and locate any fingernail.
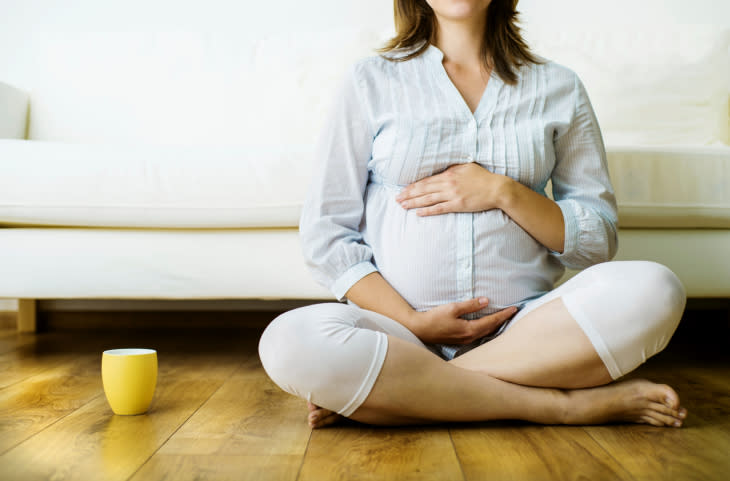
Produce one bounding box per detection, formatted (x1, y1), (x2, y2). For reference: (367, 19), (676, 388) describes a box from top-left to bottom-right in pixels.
(674, 420), (681, 427)
(479, 297), (488, 304)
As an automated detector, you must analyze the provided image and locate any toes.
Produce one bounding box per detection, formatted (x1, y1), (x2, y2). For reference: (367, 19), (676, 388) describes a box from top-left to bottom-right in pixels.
(308, 410), (326, 423)
(308, 408), (337, 424)
(647, 402), (683, 419)
(639, 415), (664, 427)
(642, 409), (682, 427)
(657, 384), (681, 410)
(309, 411), (342, 429)
(313, 413), (342, 429)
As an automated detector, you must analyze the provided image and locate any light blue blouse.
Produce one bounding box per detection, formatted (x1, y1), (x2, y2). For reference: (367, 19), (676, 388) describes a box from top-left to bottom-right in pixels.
(299, 41), (618, 357)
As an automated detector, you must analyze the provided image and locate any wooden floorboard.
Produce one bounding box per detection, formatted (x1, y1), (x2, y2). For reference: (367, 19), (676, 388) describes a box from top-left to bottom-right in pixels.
(0, 354), (103, 454)
(579, 341), (730, 481)
(0, 330), (41, 356)
(0, 333), (84, 389)
(299, 424), (464, 481)
(450, 423), (631, 481)
(0, 306), (728, 481)
(0, 329), (249, 481)
(131, 355), (312, 481)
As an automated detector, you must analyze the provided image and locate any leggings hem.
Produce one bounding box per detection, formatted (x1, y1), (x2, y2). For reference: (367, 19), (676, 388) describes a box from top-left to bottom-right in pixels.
(338, 331), (388, 417)
(561, 293), (624, 380)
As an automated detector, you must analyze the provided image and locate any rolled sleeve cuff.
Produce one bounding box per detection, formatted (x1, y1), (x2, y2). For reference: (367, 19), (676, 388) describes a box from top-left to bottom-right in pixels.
(552, 199), (581, 261)
(330, 261), (379, 302)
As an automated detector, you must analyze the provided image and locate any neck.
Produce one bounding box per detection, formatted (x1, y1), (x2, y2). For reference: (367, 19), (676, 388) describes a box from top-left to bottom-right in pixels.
(431, 12), (487, 69)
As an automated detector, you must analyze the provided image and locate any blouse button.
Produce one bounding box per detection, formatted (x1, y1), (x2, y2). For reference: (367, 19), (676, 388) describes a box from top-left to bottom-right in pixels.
(465, 154), (474, 162)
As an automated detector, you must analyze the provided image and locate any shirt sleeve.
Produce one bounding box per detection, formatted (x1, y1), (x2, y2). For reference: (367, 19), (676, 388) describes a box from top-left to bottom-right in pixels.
(298, 62), (379, 302)
(549, 73), (619, 270)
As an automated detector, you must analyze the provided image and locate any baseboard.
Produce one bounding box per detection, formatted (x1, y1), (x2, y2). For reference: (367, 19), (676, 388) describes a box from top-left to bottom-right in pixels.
(38, 298), (332, 312)
(0, 299), (18, 311)
(40, 310), (285, 330)
(0, 311), (16, 329)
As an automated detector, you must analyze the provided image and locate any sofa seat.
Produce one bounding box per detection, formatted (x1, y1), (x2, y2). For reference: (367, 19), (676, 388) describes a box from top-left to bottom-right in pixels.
(0, 139), (308, 228)
(2, 139), (729, 229)
(607, 145), (730, 228)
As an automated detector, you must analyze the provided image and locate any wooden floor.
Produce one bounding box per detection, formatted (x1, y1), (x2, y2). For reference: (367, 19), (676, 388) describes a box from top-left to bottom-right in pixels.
(1, 307), (729, 481)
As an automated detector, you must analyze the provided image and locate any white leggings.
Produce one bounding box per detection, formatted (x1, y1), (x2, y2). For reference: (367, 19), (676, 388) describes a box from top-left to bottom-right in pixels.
(258, 261), (686, 417)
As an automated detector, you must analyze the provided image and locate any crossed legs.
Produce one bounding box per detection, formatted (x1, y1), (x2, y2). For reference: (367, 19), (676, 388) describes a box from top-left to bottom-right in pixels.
(259, 261), (687, 428)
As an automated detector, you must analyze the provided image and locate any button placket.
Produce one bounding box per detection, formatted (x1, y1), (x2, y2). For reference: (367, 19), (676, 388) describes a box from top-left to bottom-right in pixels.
(466, 117), (477, 163)
(456, 117), (478, 302)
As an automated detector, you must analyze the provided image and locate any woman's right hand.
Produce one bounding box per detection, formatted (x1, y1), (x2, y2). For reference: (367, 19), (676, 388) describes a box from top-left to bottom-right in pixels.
(405, 297), (518, 345)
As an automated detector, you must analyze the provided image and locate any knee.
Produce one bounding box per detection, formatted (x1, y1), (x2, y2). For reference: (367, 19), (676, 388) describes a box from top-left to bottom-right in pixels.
(629, 261), (687, 354)
(258, 309), (304, 393)
(257, 303), (355, 399)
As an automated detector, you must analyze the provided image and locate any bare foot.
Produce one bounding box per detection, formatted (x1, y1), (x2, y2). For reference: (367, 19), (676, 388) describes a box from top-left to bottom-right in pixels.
(563, 378), (688, 427)
(307, 401), (343, 429)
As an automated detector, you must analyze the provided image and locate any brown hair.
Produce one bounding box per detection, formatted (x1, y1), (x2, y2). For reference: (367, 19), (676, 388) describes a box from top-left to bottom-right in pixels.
(374, 0), (543, 85)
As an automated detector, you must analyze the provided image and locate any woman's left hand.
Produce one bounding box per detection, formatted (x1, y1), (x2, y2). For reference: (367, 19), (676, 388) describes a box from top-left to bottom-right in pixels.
(395, 161), (511, 216)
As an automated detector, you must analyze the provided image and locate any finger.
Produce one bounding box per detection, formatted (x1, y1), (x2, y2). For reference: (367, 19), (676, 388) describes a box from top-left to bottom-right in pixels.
(397, 186), (432, 203)
(456, 297), (490, 316)
(418, 199), (467, 216)
(397, 177), (448, 202)
(396, 181), (425, 201)
(416, 202), (449, 216)
(474, 306), (518, 334)
(401, 192), (447, 209)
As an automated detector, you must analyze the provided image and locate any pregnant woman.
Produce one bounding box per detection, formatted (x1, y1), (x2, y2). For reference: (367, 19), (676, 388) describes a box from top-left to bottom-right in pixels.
(259, 0), (688, 429)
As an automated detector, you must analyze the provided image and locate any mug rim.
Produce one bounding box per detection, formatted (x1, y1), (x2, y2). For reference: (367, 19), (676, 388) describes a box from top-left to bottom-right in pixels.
(103, 348), (156, 356)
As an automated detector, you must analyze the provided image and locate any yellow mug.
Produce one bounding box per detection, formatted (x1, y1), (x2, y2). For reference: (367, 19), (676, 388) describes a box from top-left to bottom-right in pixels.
(101, 348), (158, 415)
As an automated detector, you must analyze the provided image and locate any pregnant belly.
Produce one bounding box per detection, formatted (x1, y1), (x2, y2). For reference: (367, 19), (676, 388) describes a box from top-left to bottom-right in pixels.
(361, 183), (459, 311)
(361, 183), (557, 312)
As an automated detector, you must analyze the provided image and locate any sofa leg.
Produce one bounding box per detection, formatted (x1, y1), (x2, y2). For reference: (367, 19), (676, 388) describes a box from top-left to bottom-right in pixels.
(17, 299), (37, 333)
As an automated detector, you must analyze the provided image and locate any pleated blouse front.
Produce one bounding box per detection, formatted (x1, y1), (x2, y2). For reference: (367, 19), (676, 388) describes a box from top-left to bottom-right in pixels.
(299, 41), (619, 356)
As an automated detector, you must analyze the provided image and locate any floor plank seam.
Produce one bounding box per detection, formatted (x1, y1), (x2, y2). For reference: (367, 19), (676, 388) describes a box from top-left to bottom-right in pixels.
(0, 352), (72, 391)
(0, 392), (105, 457)
(294, 427), (314, 481)
(123, 359), (247, 481)
(447, 428), (468, 481)
(581, 426), (638, 481)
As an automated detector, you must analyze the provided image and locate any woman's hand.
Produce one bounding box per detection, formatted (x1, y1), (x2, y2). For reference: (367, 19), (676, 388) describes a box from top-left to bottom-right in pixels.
(405, 297), (518, 345)
(395, 162), (511, 216)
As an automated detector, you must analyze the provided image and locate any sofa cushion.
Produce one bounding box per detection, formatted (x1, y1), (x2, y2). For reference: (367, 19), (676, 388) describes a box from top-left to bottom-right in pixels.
(0, 139), (309, 228)
(0, 81), (29, 139)
(525, 25), (730, 146)
(2, 140), (729, 229)
(608, 145), (730, 228)
(6, 28), (393, 148)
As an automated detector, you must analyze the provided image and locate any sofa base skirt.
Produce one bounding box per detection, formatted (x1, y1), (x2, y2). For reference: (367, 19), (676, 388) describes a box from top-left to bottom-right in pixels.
(0, 227), (728, 300)
(0, 227), (332, 300)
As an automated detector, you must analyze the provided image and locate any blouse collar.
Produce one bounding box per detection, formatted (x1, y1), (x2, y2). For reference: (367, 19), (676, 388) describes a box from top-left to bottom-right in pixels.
(423, 43), (445, 64)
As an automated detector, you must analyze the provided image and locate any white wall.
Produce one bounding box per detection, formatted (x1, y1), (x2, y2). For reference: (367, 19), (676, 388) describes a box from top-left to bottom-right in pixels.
(518, 0), (730, 27)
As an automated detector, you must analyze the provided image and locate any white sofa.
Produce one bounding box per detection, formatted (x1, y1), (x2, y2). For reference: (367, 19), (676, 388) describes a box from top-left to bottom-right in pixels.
(1, 1), (729, 332)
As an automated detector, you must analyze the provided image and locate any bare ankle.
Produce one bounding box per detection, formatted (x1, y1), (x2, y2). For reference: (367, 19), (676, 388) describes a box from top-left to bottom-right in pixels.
(552, 388), (572, 424)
